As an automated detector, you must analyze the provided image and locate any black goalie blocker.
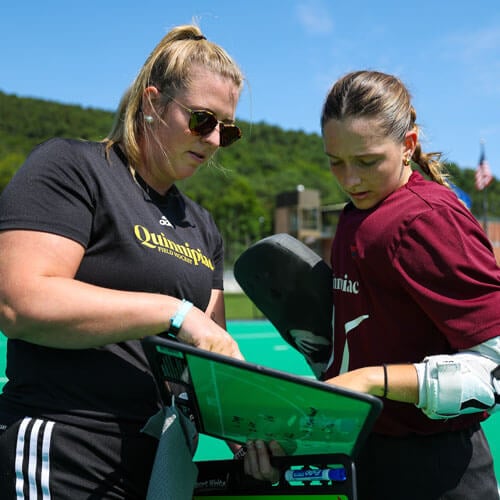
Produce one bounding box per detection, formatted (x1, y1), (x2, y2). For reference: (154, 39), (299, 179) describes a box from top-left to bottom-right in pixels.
(234, 233), (333, 379)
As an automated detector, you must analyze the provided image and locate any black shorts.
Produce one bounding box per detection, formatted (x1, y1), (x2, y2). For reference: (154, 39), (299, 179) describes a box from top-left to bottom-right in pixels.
(0, 409), (158, 500)
(355, 424), (499, 500)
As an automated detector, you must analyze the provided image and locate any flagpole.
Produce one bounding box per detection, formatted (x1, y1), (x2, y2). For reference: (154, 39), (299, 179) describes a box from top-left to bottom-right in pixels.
(482, 139), (487, 233)
(483, 181), (489, 234)
(474, 139), (494, 236)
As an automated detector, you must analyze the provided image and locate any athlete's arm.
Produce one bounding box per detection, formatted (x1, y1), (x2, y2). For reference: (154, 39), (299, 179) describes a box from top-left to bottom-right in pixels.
(324, 364), (420, 403)
(324, 337), (500, 418)
(0, 229), (242, 358)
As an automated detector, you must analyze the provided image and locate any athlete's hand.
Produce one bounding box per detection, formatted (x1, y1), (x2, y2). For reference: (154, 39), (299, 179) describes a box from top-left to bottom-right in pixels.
(243, 440), (286, 483)
(176, 306), (244, 360)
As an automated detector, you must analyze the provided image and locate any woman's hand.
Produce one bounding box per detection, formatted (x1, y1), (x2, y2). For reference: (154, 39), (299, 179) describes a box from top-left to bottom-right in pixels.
(243, 440), (286, 483)
(176, 305), (243, 360)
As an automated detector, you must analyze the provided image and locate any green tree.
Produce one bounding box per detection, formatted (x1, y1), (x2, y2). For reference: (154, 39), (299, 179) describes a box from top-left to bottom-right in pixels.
(0, 153), (24, 192)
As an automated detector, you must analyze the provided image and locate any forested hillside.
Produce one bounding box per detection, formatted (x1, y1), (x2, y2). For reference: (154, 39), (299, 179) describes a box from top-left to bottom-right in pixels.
(1, 90), (498, 263)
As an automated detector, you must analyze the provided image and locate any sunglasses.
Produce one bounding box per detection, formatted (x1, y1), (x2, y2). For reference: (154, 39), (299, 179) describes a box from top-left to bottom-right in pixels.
(169, 96), (242, 147)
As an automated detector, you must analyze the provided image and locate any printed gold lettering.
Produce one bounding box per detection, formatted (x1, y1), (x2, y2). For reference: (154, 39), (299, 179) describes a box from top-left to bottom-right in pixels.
(133, 224), (215, 270)
(134, 225), (156, 249)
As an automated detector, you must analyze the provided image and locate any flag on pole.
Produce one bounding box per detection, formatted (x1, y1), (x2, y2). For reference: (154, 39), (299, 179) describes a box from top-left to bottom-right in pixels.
(475, 142), (493, 191)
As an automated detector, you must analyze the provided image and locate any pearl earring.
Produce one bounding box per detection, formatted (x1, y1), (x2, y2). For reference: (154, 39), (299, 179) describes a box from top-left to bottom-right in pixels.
(144, 115), (154, 123)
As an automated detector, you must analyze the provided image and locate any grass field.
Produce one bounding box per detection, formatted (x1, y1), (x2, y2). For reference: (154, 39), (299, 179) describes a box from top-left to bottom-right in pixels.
(225, 292), (265, 320)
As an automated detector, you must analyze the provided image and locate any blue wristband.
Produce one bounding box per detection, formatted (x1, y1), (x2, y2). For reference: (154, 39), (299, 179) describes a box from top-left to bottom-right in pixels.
(168, 299), (193, 336)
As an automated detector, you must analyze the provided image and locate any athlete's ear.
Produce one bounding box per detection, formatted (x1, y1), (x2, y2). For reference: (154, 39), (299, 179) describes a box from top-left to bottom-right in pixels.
(142, 86), (161, 118)
(404, 130), (418, 159)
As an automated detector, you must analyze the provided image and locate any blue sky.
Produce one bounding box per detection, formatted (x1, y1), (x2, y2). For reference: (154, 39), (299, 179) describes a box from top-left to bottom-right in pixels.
(2, 0), (500, 181)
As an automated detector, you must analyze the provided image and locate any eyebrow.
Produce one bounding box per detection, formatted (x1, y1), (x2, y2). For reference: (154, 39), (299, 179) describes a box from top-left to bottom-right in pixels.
(324, 152), (381, 159)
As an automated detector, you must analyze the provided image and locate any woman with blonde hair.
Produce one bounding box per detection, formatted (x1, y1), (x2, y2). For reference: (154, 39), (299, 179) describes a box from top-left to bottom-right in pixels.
(0, 24), (244, 498)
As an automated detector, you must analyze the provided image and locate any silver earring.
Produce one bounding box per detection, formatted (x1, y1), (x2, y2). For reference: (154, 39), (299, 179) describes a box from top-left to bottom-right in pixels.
(144, 115), (154, 123)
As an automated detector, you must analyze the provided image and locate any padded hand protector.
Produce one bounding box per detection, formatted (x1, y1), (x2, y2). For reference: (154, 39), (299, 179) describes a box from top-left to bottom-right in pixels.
(288, 329), (333, 378)
(417, 353), (499, 419)
(234, 234), (333, 379)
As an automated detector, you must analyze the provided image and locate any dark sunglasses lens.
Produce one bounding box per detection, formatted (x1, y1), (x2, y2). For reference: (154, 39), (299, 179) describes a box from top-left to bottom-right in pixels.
(220, 124), (242, 147)
(189, 111), (218, 135)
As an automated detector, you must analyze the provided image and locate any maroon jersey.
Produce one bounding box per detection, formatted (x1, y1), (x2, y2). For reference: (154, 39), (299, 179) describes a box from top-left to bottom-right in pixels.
(326, 171), (500, 436)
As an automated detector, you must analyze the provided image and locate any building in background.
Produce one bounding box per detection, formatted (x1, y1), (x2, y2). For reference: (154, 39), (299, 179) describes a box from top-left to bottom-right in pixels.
(274, 185), (344, 262)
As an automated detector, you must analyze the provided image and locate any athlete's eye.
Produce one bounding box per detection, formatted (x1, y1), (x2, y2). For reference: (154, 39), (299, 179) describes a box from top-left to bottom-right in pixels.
(358, 158), (378, 167)
(329, 159), (344, 168)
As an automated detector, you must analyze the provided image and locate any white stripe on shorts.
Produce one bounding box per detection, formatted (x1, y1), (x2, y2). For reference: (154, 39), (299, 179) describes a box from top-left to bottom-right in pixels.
(15, 417), (55, 500)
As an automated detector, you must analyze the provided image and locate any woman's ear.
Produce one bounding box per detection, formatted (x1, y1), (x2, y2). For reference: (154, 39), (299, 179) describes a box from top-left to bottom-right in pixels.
(404, 130), (418, 158)
(142, 86), (160, 117)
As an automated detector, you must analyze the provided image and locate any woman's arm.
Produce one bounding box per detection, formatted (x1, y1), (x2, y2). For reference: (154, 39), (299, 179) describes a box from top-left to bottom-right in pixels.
(325, 337), (500, 417)
(205, 288), (227, 329)
(0, 230), (242, 358)
(324, 364), (419, 403)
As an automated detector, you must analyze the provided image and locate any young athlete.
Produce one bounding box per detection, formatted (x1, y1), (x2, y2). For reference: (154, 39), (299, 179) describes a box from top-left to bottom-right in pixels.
(0, 24), (244, 498)
(245, 70), (500, 499)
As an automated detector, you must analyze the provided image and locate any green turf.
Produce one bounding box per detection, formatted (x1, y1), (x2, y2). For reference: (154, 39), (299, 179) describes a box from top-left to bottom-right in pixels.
(224, 293), (265, 320)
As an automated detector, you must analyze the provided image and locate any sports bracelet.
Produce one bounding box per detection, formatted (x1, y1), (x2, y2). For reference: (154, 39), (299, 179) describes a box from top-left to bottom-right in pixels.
(167, 299), (193, 337)
(382, 364), (388, 398)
